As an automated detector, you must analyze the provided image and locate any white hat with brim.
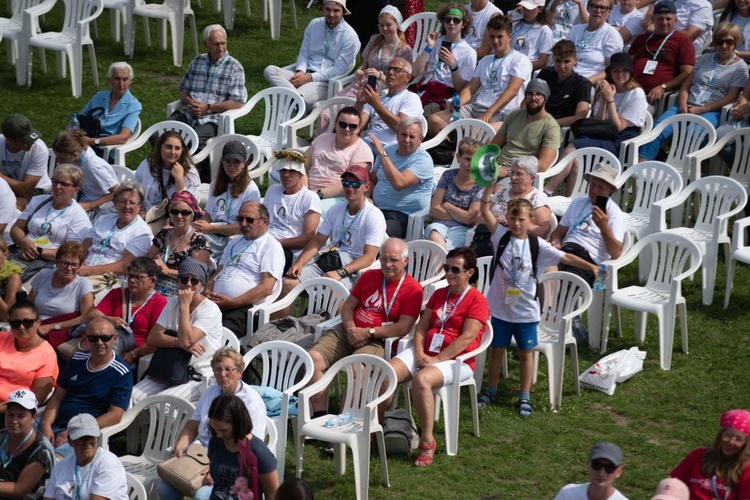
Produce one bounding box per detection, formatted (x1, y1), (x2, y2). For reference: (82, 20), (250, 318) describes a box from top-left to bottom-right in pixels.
(324, 0), (351, 15)
(518, 0), (545, 10)
(7, 388), (38, 411)
(272, 149), (307, 175)
(68, 413), (101, 440)
(583, 163), (619, 188)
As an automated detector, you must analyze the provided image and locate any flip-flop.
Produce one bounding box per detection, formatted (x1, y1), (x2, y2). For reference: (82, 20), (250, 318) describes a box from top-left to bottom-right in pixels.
(414, 439), (436, 467)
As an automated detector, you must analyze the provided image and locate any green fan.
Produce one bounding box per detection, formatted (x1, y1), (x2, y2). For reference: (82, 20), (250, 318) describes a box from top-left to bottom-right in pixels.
(470, 144), (501, 186)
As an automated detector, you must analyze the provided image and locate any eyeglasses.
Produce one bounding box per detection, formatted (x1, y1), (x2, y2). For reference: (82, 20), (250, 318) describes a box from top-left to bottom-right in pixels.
(127, 273), (151, 281)
(9, 318), (37, 329)
(236, 215), (260, 224)
(338, 121), (359, 131)
(385, 66), (407, 74)
(716, 38), (736, 46)
(213, 366), (239, 375)
(443, 16), (463, 24)
(722, 430), (747, 445)
(342, 179), (366, 189)
(526, 92), (546, 99)
(86, 334), (115, 343)
(179, 276), (202, 286)
(117, 199), (141, 208)
(169, 209), (193, 217)
(52, 179), (74, 188)
(590, 460), (618, 474)
(442, 264), (465, 274)
(589, 3), (610, 10)
(72, 436), (98, 446)
(58, 260), (80, 269)
(380, 257), (404, 264)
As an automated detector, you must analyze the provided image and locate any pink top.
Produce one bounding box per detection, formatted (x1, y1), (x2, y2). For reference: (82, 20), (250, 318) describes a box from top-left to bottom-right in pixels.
(0, 330), (58, 402)
(307, 133), (374, 191)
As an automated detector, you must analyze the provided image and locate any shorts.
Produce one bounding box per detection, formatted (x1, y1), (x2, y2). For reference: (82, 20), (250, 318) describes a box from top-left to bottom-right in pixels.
(459, 101), (505, 123)
(424, 221), (471, 250)
(311, 326), (384, 369)
(394, 347), (474, 386)
(490, 316), (538, 350)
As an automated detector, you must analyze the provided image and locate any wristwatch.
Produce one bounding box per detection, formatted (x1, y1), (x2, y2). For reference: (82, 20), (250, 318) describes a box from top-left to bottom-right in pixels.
(94, 138), (100, 146)
(54, 323), (61, 330)
(37, 246), (44, 257)
(369, 328), (376, 339)
(337, 268), (349, 279)
(661, 83), (668, 91)
(381, 150), (389, 158)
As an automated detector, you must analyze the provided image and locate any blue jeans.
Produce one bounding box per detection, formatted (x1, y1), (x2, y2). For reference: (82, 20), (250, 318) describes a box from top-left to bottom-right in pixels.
(639, 105), (722, 161)
(156, 479), (212, 500)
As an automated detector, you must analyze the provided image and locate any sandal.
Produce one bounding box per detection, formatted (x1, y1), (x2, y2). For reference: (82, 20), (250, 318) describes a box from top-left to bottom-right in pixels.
(477, 390), (496, 408)
(414, 439), (436, 467)
(518, 399), (534, 417)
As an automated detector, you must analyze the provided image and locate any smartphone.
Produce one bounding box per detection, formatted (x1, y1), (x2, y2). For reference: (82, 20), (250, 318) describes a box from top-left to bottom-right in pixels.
(441, 39), (452, 51)
(367, 75), (378, 90)
(595, 195), (608, 214)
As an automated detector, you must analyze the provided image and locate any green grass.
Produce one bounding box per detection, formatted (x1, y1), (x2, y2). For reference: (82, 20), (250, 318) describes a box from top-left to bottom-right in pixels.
(4, 1), (750, 498)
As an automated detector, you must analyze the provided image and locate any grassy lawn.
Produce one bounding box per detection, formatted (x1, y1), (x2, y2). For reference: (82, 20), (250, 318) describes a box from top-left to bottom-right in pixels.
(2, 1), (750, 498)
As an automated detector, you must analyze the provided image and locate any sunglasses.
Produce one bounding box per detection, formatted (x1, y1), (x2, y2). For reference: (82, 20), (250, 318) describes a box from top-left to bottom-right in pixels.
(443, 16), (463, 24)
(342, 179), (366, 189)
(338, 121), (359, 131)
(591, 460), (618, 474)
(170, 209), (193, 217)
(179, 276), (202, 286)
(9, 318), (37, 329)
(589, 3), (610, 10)
(236, 215), (259, 224)
(716, 38), (736, 46)
(86, 334), (115, 343)
(52, 179), (74, 188)
(442, 264), (465, 274)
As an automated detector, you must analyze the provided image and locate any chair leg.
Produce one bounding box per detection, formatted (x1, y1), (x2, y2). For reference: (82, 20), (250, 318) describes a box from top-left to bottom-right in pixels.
(223, 0), (234, 29)
(725, 257), (736, 309)
(658, 309), (674, 370)
(168, 17), (183, 66)
(332, 443), (346, 475)
(88, 44), (99, 87)
(601, 298), (613, 353)
(569, 343), (580, 395)
(532, 350), (539, 385)
(289, 0), (297, 27)
(157, 18), (167, 51)
(189, 14), (198, 56)
(275, 418), (287, 484)
(351, 438), (371, 500)
(634, 311), (647, 344)
(702, 250), (717, 306)
(110, 8), (121, 42)
(469, 383), (480, 437)
(295, 430), (304, 478)
(678, 302), (688, 354)
(69, 48), (81, 98)
(56, 51), (66, 78)
(143, 16), (152, 46)
(442, 388), (459, 456)
(375, 430), (390, 488)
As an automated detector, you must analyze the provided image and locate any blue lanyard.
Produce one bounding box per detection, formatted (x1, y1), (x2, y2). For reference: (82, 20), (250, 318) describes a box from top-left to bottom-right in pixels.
(228, 237), (256, 267)
(439, 286), (470, 335)
(0, 429), (34, 468)
(382, 273), (406, 322)
(100, 217), (137, 253)
(74, 448), (99, 500)
(711, 475), (731, 500)
(127, 290), (156, 324)
(513, 21), (535, 38)
(509, 237), (527, 288)
(41, 200), (71, 236)
(336, 205), (364, 247)
(708, 53), (738, 88)
(488, 50), (512, 88)
(204, 56), (229, 93)
(645, 29), (676, 60)
(577, 26), (603, 50)
(164, 227), (192, 262)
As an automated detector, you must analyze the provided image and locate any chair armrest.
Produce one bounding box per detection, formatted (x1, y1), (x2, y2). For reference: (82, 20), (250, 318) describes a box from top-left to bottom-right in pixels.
(315, 316), (342, 342)
(720, 103), (734, 125)
(100, 408), (141, 449)
(405, 208), (429, 241)
(328, 73), (356, 98)
(166, 100), (182, 118)
(732, 217), (750, 249)
(534, 155), (572, 190)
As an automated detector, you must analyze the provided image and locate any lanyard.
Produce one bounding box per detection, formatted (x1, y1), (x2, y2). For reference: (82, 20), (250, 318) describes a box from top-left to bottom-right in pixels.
(377, 40), (401, 71)
(562, 1), (571, 29)
(127, 290), (156, 324)
(708, 53), (738, 88)
(488, 50), (512, 88)
(336, 205), (364, 246)
(711, 475), (731, 500)
(509, 237), (527, 288)
(382, 273), (406, 322)
(164, 227), (192, 262)
(204, 56), (229, 93)
(77, 149), (86, 168)
(513, 20), (535, 39)
(645, 30), (676, 60)
(74, 449), (99, 500)
(381, 89), (405, 107)
(439, 286), (470, 335)
(41, 200), (71, 236)
(577, 25), (603, 50)
(323, 27), (334, 62)
(227, 237), (256, 267)
(100, 217), (137, 253)
(223, 188), (236, 223)
(569, 204), (593, 234)
(0, 429), (34, 468)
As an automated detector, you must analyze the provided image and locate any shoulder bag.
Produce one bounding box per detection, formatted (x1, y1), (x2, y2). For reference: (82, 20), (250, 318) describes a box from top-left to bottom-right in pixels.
(156, 444), (209, 496)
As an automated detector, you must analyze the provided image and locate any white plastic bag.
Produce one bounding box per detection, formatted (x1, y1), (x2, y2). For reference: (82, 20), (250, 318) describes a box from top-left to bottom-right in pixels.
(579, 347), (646, 396)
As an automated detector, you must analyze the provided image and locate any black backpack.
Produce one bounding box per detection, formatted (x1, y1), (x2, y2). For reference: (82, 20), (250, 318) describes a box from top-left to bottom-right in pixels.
(489, 231), (540, 285)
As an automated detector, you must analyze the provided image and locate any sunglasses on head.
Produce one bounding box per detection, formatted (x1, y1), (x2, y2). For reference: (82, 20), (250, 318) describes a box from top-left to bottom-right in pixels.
(179, 276), (202, 286)
(443, 16), (462, 24)
(338, 121), (359, 131)
(341, 179), (365, 189)
(169, 209), (193, 217)
(9, 318), (37, 329)
(591, 460), (618, 474)
(86, 334), (115, 343)
(442, 264), (465, 274)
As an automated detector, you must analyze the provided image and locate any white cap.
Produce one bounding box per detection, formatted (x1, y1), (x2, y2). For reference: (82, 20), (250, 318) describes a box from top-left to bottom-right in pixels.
(7, 388), (38, 410)
(518, 0), (545, 9)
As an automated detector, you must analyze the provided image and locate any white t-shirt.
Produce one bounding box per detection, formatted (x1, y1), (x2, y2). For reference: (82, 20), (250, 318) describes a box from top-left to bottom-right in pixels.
(319, 201), (386, 260)
(466, 1), (503, 49)
(157, 296), (223, 375)
(728, 13), (750, 52)
(192, 381), (267, 447)
(307, 133), (374, 191)
(0, 136), (51, 191)
(566, 23), (624, 78)
(560, 195), (627, 264)
(205, 180), (261, 225)
(473, 50), (533, 111)
(512, 22), (554, 64)
(265, 184), (322, 240)
(214, 231), (285, 299)
(363, 90), (423, 145)
(487, 225), (566, 323)
(134, 160), (202, 210)
(0, 178), (18, 237)
(552, 0), (589, 40)
(423, 37), (477, 87)
(608, 6), (644, 45)
(78, 149), (118, 203)
(592, 87), (648, 128)
(84, 213), (153, 266)
(675, 0), (713, 54)
(555, 483), (629, 500)
(43, 448), (128, 500)
(20, 195), (92, 247)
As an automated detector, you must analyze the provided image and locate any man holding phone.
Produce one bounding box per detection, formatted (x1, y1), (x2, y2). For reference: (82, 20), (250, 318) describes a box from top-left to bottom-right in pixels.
(549, 163), (626, 284)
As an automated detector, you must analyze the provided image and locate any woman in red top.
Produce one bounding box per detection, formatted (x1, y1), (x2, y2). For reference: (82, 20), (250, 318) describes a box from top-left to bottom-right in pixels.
(380, 247), (489, 468)
(671, 409), (750, 499)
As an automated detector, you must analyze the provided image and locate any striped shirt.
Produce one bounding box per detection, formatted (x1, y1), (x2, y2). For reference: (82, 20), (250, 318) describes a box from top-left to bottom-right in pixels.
(687, 52), (748, 106)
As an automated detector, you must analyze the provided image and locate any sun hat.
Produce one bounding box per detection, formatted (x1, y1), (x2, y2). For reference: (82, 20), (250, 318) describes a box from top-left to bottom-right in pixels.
(272, 149), (306, 175)
(583, 163), (618, 188)
(324, 0), (351, 15)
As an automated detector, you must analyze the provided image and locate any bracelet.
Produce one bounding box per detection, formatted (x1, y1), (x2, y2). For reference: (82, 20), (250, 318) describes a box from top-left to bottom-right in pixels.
(607, 100), (615, 104)
(207, 103), (211, 113)
(450, 65), (459, 72)
(337, 268), (349, 278)
(423, 45), (433, 53)
(481, 199), (493, 204)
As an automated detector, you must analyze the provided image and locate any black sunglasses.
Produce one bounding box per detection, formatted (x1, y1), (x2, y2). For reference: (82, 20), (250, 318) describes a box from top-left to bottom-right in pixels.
(342, 179), (366, 189)
(179, 276), (202, 286)
(443, 16), (463, 24)
(9, 318), (37, 329)
(169, 209), (193, 217)
(591, 460), (618, 474)
(236, 216), (259, 224)
(338, 121), (359, 131)
(86, 334), (115, 343)
(442, 264), (465, 274)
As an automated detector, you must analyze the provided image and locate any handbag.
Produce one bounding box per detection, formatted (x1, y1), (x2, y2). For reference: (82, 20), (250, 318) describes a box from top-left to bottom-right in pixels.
(143, 329), (201, 385)
(235, 438), (260, 500)
(79, 107), (104, 138)
(317, 248), (342, 273)
(156, 444), (209, 496)
(570, 118), (620, 142)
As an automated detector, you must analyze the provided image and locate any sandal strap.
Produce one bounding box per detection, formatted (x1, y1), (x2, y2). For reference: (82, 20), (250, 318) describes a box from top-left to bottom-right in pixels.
(477, 390), (495, 408)
(518, 399), (534, 416)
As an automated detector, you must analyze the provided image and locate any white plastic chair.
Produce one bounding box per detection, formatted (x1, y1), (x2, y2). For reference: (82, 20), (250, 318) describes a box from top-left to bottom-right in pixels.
(125, 472), (147, 500)
(399, 12), (440, 63)
(24, 0), (104, 98)
(724, 216), (750, 308)
(619, 113), (717, 183)
(111, 164), (135, 183)
(96, 0), (134, 55)
(617, 112), (654, 164)
(100, 117), (142, 161)
(100, 394), (196, 497)
(221, 0), (251, 30)
(110, 120), (199, 167)
(244, 340), (313, 483)
(283, 96), (356, 149)
(192, 134), (262, 204)
(421, 119), (497, 169)
(0, 0), (46, 66)
(534, 147), (621, 217)
(264, 0), (298, 40)
(399, 320), (493, 455)
(406, 239), (446, 290)
(649, 176), (747, 306)
(221, 87), (306, 161)
(601, 233), (702, 370)
(130, 0), (198, 66)
(295, 354), (397, 500)
(687, 127), (750, 190)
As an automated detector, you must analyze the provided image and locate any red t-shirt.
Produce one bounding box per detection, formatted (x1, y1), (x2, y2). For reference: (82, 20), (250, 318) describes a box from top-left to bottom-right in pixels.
(629, 30), (696, 93)
(423, 286), (489, 370)
(96, 287), (168, 347)
(351, 269), (423, 328)
(671, 447), (750, 500)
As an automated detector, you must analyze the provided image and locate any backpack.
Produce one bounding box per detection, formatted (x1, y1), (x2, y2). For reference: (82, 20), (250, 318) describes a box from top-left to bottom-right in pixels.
(383, 409), (419, 454)
(489, 231), (540, 285)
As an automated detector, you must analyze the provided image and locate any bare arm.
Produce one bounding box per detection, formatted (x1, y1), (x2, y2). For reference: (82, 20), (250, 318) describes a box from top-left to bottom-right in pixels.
(442, 200), (480, 226)
(537, 147), (559, 172)
(529, 205), (552, 238)
(79, 250), (136, 279)
(0, 174), (41, 200)
(681, 25), (704, 41)
(259, 471), (279, 500)
(40, 386), (67, 441)
(433, 317), (483, 362)
(480, 184), (499, 235)
(211, 273), (278, 310)
(0, 461), (47, 499)
(95, 405), (126, 429)
(556, 101), (591, 127)
(277, 211), (321, 250)
(172, 419), (200, 457)
(429, 188), (451, 220)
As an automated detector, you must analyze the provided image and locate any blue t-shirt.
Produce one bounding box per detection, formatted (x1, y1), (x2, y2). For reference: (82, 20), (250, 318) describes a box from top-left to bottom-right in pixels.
(56, 351), (133, 429)
(80, 90), (142, 137)
(372, 144), (434, 214)
(208, 435), (277, 500)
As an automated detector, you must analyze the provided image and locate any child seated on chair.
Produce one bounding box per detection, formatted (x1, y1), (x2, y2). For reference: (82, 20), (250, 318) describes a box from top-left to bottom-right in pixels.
(478, 194), (598, 416)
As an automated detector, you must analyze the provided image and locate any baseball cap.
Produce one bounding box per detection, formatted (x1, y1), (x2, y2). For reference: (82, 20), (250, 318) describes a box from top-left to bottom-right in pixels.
(653, 0), (677, 14)
(589, 441), (623, 467)
(222, 141), (248, 162)
(2, 114), (41, 145)
(6, 388), (38, 411)
(67, 413), (101, 440)
(584, 163), (619, 188)
(342, 165), (369, 182)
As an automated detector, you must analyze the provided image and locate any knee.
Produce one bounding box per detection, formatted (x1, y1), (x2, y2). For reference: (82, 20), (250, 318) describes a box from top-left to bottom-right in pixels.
(517, 349), (534, 362)
(309, 351), (327, 376)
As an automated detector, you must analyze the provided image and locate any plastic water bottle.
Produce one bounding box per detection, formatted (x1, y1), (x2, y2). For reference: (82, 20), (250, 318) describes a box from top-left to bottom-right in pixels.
(451, 92), (461, 122)
(68, 113), (80, 132)
(593, 264), (607, 291)
(324, 412), (352, 428)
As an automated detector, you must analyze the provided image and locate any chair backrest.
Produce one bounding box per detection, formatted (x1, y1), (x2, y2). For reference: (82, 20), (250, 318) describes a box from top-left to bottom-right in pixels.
(631, 233), (702, 294)
(112, 120), (199, 166)
(193, 134), (262, 181)
(111, 164), (135, 184)
(616, 161), (683, 219)
(47, 147), (56, 179)
(565, 147), (621, 198)
(474, 255), (492, 296)
(125, 472), (147, 500)
(421, 119), (497, 168)
(253, 87), (306, 144)
(688, 176), (748, 235)
(399, 12), (440, 62)
(265, 276), (349, 322)
(243, 340), (313, 395)
(61, 0), (103, 39)
(327, 354), (397, 418)
(723, 128), (750, 190)
(406, 239), (447, 287)
(538, 271), (593, 343)
(661, 114), (717, 174)
(136, 395), (195, 464)
(306, 96), (358, 138)
(220, 327), (240, 351)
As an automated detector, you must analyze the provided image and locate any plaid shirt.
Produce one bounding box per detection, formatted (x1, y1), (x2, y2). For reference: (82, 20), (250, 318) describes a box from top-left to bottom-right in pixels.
(178, 53), (247, 126)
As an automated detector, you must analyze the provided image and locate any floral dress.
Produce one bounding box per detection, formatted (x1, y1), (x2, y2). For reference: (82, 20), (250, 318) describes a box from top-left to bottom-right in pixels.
(152, 228), (210, 296)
